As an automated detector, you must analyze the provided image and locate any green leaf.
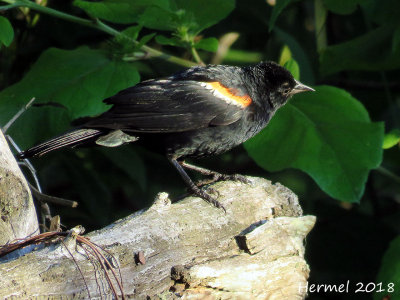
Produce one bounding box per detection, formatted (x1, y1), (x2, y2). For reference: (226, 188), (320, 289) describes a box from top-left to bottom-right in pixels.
(75, 0), (234, 35)
(138, 5), (178, 32)
(111, 27), (155, 55)
(120, 25), (142, 41)
(62, 155), (113, 227)
(374, 236), (400, 300)
(110, 25), (142, 54)
(139, 0), (235, 34)
(137, 33), (156, 48)
(155, 35), (185, 47)
(100, 147), (147, 190)
(361, 0), (400, 27)
(174, 0), (235, 34)
(274, 27), (315, 84)
(73, 0), (170, 24)
(320, 25), (400, 75)
(244, 86), (384, 202)
(6, 105), (71, 150)
(278, 45), (292, 66)
(223, 49), (263, 63)
(383, 129), (400, 149)
(392, 26), (400, 53)
(0, 16), (14, 47)
(194, 37), (218, 52)
(283, 58), (300, 80)
(322, 0), (361, 15)
(269, 0), (301, 31)
(0, 47), (140, 148)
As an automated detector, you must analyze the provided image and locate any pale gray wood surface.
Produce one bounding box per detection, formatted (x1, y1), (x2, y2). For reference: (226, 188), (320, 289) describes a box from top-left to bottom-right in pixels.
(0, 130), (39, 245)
(0, 173), (315, 299)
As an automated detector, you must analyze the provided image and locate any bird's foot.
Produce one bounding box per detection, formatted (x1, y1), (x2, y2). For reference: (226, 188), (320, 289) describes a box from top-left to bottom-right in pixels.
(193, 187), (226, 212)
(196, 173), (251, 187)
(203, 186), (220, 197)
(169, 158), (225, 211)
(195, 178), (218, 187)
(219, 173), (252, 184)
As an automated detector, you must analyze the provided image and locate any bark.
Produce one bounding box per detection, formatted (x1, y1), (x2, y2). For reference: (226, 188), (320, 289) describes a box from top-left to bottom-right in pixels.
(0, 173), (315, 299)
(0, 130), (39, 245)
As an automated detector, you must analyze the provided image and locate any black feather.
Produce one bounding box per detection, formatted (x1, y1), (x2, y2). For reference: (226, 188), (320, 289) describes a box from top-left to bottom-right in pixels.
(17, 129), (104, 159)
(86, 80), (246, 132)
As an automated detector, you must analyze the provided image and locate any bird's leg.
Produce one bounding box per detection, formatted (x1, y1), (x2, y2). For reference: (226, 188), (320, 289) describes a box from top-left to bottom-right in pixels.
(168, 158), (225, 211)
(179, 161), (221, 186)
(179, 161), (251, 186)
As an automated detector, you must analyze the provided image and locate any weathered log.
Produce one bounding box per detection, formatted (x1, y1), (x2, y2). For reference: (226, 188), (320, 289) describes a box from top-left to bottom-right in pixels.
(0, 130), (39, 245)
(0, 175), (315, 299)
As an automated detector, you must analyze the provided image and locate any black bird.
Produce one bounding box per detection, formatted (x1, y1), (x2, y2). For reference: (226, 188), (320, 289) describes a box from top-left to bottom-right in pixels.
(18, 61), (314, 208)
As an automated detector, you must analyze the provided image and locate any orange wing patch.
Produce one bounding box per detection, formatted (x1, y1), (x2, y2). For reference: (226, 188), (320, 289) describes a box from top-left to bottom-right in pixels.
(200, 81), (252, 107)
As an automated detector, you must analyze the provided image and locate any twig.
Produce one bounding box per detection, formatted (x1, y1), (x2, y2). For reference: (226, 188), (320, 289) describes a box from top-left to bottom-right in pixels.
(314, 0), (327, 52)
(29, 183), (78, 208)
(18, 160), (42, 192)
(190, 46), (205, 66)
(380, 71), (399, 127)
(6, 135), (54, 230)
(0, 3), (18, 9)
(3, 98), (40, 194)
(211, 32), (239, 65)
(376, 166), (400, 185)
(2, 97), (36, 133)
(6, 135), (42, 192)
(39, 202), (52, 232)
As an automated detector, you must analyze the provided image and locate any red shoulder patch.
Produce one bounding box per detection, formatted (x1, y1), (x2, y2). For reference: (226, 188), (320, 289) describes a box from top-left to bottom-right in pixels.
(200, 82), (252, 107)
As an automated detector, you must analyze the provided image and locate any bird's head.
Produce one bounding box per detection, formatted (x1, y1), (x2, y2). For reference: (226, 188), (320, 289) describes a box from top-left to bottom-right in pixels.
(246, 61), (314, 110)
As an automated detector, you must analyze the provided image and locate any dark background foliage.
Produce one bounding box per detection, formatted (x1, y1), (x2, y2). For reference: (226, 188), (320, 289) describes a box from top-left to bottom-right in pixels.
(1, 0), (400, 299)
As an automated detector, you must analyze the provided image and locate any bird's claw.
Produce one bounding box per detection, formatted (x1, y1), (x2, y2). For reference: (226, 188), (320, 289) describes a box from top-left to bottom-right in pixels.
(195, 178), (215, 187)
(196, 173), (250, 187)
(204, 186), (220, 197)
(191, 187), (226, 212)
(221, 174), (252, 184)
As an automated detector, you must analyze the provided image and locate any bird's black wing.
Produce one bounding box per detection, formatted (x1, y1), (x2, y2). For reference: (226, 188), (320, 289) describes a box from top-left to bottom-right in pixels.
(84, 78), (252, 133)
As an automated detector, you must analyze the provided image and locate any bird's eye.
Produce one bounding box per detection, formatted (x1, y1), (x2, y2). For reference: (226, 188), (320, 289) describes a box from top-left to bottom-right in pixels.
(283, 88), (291, 95)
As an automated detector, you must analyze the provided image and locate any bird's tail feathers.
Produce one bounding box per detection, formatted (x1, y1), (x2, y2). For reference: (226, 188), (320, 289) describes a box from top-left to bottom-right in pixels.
(17, 128), (104, 159)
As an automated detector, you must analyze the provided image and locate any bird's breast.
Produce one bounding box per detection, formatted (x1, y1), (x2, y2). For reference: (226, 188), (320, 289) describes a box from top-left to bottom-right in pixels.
(162, 111), (271, 159)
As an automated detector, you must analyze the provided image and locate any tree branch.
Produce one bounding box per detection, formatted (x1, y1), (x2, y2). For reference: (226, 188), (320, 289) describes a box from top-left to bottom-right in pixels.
(0, 177), (315, 299)
(0, 130), (39, 245)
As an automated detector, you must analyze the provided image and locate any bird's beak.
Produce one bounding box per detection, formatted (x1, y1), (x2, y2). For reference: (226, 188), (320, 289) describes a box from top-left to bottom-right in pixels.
(291, 80), (315, 94)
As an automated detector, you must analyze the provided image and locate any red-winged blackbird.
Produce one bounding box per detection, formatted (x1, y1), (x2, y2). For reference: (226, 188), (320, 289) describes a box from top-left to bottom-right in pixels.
(18, 61), (314, 209)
